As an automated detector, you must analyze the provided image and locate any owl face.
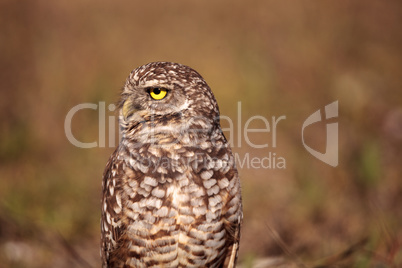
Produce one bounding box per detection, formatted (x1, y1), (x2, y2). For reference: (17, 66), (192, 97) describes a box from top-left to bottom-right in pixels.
(121, 74), (188, 119)
(119, 62), (220, 137)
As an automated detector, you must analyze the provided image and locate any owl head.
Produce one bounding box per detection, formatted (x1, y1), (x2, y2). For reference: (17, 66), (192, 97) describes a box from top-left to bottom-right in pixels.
(118, 62), (221, 144)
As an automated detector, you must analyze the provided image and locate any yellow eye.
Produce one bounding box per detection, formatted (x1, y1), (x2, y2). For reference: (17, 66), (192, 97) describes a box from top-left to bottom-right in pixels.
(149, 87), (168, 100)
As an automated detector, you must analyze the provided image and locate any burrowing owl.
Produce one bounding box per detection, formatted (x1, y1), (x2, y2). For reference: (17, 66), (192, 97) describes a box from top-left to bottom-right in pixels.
(101, 62), (242, 267)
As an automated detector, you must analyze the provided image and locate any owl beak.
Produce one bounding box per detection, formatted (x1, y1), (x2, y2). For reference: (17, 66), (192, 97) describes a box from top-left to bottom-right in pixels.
(122, 99), (137, 120)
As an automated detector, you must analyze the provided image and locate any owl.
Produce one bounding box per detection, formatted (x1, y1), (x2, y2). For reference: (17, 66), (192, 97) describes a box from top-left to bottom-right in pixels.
(101, 62), (242, 267)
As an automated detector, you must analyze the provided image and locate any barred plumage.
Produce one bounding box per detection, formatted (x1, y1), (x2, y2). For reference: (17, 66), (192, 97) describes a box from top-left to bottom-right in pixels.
(101, 62), (242, 267)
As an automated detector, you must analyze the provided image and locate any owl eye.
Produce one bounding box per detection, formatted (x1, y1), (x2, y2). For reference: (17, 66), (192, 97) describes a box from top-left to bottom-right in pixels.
(148, 87), (168, 100)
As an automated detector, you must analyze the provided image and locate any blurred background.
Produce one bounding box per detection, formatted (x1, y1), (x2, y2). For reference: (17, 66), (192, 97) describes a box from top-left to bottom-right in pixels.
(0, 0), (401, 267)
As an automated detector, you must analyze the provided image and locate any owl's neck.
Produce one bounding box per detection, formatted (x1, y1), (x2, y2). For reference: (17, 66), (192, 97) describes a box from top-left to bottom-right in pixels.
(118, 122), (231, 176)
(120, 115), (226, 149)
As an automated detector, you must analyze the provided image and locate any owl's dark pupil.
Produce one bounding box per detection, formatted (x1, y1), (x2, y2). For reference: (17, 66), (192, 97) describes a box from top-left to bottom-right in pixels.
(153, 88), (161, 95)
